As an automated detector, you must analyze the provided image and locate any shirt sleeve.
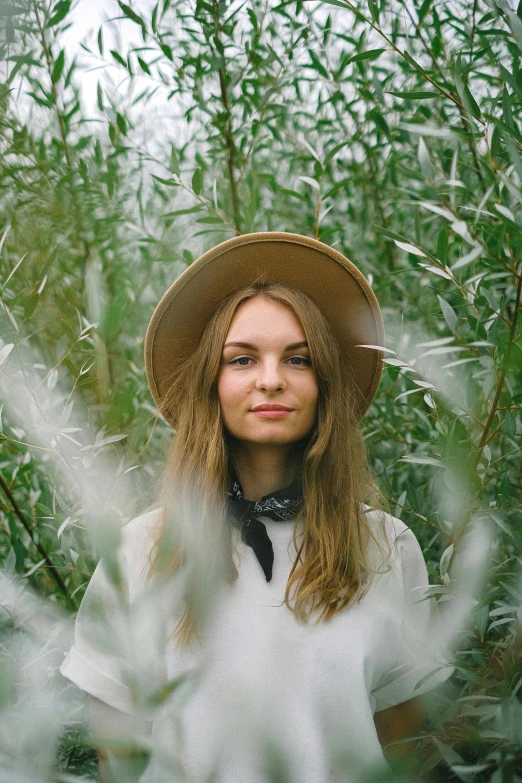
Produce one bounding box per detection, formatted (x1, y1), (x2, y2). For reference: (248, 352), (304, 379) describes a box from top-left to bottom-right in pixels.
(59, 509), (166, 716)
(59, 541), (138, 715)
(370, 527), (455, 713)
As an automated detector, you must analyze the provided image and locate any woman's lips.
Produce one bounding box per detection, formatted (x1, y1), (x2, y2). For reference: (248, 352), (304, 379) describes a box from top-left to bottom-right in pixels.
(251, 410), (293, 418)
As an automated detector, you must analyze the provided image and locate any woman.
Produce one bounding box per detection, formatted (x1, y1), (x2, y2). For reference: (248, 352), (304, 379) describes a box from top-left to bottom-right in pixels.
(61, 233), (453, 782)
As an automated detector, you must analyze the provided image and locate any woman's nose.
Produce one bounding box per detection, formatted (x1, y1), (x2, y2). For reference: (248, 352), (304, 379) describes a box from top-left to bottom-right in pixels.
(255, 360), (286, 391)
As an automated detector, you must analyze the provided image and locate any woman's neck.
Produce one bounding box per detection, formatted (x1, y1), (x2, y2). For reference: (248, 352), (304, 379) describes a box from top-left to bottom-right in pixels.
(229, 442), (300, 501)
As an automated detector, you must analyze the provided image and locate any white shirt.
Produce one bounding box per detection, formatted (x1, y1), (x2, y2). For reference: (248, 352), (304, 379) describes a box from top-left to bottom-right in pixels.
(60, 507), (454, 782)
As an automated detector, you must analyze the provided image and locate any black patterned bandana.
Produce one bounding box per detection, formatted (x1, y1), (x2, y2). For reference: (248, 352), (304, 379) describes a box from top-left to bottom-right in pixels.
(226, 471), (304, 582)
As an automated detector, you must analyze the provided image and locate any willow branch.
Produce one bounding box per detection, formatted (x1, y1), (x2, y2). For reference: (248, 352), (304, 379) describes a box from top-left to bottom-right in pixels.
(212, 0), (242, 233)
(337, 0), (469, 115)
(33, 2), (73, 168)
(401, 2), (484, 184)
(473, 270), (522, 470)
(0, 471), (74, 605)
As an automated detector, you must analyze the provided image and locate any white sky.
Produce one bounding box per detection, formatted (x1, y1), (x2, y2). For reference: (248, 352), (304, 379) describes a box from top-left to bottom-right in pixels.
(61, 0), (159, 114)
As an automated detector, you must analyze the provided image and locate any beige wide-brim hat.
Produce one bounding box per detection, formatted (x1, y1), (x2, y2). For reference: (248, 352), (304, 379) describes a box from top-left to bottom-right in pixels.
(145, 232), (384, 427)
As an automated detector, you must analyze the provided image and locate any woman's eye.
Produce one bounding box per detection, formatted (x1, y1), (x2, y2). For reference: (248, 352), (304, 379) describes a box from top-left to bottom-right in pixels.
(229, 356), (310, 366)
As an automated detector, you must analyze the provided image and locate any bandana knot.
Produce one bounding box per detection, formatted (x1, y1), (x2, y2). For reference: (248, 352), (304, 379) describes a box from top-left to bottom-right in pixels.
(226, 473), (303, 582)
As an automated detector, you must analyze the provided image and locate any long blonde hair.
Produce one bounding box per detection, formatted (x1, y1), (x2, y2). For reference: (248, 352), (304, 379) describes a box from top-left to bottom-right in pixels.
(148, 280), (391, 647)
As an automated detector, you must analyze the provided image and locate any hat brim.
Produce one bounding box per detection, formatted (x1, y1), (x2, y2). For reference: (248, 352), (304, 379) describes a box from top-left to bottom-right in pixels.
(145, 232), (384, 426)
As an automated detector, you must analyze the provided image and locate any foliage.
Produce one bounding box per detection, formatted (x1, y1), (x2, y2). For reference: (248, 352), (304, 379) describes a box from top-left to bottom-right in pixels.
(0, 0), (521, 780)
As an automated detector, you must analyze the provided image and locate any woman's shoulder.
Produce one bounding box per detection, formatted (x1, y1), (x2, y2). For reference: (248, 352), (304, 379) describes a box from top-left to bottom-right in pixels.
(364, 506), (426, 579)
(361, 503), (425, 577)
(118, 506), (163, 573)
(361, 503), (410, 543)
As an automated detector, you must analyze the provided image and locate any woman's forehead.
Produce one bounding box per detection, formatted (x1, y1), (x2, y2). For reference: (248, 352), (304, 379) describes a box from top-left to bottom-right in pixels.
(225, 297), (306, 343)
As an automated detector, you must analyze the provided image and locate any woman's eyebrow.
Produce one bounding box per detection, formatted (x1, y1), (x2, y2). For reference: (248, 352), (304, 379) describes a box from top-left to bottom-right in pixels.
(223, 340), (309, 351)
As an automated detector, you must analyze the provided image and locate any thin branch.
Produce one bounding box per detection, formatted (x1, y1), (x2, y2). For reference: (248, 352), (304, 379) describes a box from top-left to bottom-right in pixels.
(33, 1), (112, 402)
(0, 471), (74, 606)
(314, 176), (323, 240)
(402, 1), (484, 184)
(470, 0), (478, 59)
(212, 0), (242, 233)
(473, 270), (522, 469)
(33, 2), (73, 169)
(336, 0), (470, 116)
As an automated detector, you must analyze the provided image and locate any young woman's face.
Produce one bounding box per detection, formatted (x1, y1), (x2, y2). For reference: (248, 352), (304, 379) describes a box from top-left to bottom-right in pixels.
(217, 297), (319, 447)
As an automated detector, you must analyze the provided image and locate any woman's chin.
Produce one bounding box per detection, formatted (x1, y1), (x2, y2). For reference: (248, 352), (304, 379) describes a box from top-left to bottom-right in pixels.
(242, 426), (309, 446)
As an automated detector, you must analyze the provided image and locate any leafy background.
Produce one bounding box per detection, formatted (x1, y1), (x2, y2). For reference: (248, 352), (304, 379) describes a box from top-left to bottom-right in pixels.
(0, 0), (521, 780)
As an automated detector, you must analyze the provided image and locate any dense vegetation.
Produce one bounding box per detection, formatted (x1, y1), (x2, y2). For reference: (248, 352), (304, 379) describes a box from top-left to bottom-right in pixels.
(0, 0), (521, 780)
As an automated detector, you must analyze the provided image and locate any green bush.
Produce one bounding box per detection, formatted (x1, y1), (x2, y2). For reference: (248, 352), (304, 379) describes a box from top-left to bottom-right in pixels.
(0, 0), (520, 780)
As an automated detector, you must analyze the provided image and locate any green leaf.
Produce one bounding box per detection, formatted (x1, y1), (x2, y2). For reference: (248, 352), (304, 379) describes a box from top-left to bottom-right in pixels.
(160, 43), (173, 60)
(192, 167), (203, 195)
(299, 175), (320, 190)
(111, 50), (128, 68)
(308, 49), (329, 79)
(47, 0), (71, 28)
(60, 318), (75, 341)
(278, 187), (308, 202)
(374, 225), (411, 243)
(5, 16), (14, 43)
(491, 126), (501, 157)
(399, 456), (444, 467)
(324, 140), (350, 165)
(63, 356), (78, 377)
(463, 84), (481, 119)
(116, 112), (127, 135)
(97, 81), (103, 112)
(146, 3), (156, 31)
(438, 295), (457, 332)
(418, 0), (433, 24)
(314, 0), (349, 8)
(386, 90), (438, 99)
(118, 2), (146, 28)
(502, 86), (513, 127)
(24, 294), (39, 318)
(436, 228), (448, 263)
(323, 177), (351, 198)
(394, 240), (425, 257)
(195, 216), (224, 224)
(192, 228), (229, 237)
(440, 543), (454, 576)
(418, 137), (434, 179)
(367, 0), (380, 25)
(52, 49), (65, 83)
(161, 206), (203, 218)
(137, 56), (151, 75)
(345, 48), (386, 65)
(170, 146), (180, 176)
(403, 51), (425, 74)
(152, 174), (180, 187)
(489, 513), (515, 539)
(107, 167), (115, 196)
(414, 206), (421, 245)
(27, 92), (53, 108)
(505, 410), (516, 437)
(97, 26), (103, 56)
